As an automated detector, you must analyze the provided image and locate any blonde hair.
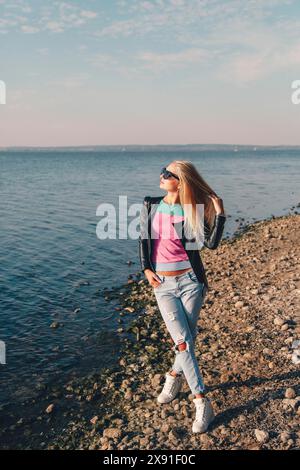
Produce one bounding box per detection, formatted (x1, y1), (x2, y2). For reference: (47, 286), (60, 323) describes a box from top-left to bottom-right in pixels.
(172, 160), (220, 245)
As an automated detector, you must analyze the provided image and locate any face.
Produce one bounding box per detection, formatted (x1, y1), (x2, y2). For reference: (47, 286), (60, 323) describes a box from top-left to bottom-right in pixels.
(159, 163), (180, 190)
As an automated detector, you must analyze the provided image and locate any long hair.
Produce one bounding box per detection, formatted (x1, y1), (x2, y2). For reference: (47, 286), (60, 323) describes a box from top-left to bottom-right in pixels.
(172, 160), (220, 246)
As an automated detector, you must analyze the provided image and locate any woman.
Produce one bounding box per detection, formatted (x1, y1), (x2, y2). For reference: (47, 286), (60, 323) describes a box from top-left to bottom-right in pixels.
(138, 160), (226, 433)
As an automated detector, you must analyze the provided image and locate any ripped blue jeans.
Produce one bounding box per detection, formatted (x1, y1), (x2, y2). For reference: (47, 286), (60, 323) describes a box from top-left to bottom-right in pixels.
(153, 269), (208, 395)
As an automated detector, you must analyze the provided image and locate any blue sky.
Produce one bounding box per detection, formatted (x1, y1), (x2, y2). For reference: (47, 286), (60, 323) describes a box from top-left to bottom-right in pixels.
(1, 0), (300, 146)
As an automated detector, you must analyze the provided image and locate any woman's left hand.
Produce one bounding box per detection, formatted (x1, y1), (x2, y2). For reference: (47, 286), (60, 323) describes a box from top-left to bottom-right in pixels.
(208, 194), (225, 216)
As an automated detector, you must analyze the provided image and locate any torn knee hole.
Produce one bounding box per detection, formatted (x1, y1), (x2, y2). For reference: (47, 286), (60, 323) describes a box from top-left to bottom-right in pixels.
(177, 341), (187, 352)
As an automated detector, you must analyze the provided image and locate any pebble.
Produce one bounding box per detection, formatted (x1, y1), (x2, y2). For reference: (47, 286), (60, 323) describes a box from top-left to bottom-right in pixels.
(200, 434), (212, 445)
(139, 437), (149, 446)
(274, 317), (286, 326)
(45, 404), (55, 414)
(254, 429), (269, 443)
(90, 416), (98, 425)
(103, 428), (122, 439)
(285, 388), (296, 399)
(219, 425), (229, 435)
(292, 349), (300, 365)
(124, 307), (135, 313)
(161, 423), (170, 433)
(280, 431), (292, 443)
(151, 374), (161, 388)
(144, 427), (155, 435)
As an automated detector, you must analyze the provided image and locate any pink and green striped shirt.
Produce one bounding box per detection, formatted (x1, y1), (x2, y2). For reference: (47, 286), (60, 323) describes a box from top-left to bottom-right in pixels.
(151, 199), (192, 271)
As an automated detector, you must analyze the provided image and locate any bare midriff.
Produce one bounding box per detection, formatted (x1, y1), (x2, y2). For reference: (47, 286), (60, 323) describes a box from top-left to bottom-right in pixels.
(156, 267), (193, 276)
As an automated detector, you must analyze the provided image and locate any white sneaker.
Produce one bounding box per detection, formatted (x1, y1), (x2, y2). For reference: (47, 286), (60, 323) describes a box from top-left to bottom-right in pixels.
(192, 397), (215, 433)
(157, 372), (183, 404)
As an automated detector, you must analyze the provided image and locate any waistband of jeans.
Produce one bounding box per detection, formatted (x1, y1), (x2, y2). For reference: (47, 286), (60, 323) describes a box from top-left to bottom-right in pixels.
(156, 269), (193, 282)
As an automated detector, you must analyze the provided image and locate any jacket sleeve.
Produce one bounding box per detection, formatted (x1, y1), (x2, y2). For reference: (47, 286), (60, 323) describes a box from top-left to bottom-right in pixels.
(203, 214), (226, 250)
(138, 196), (152, 272)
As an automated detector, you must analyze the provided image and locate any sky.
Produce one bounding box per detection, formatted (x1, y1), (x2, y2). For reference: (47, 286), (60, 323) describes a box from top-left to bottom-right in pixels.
(0, 0), (300, 147)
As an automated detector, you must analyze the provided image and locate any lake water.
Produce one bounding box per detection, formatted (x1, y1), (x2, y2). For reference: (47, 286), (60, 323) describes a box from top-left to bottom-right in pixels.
(0, 146), (299, 407)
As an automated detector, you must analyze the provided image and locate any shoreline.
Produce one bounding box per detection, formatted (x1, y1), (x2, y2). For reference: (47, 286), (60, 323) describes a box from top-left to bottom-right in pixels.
(1, 211), (300, 450)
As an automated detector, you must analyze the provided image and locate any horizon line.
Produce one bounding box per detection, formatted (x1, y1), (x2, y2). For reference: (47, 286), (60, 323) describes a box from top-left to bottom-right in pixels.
(1, 143), (300, 150)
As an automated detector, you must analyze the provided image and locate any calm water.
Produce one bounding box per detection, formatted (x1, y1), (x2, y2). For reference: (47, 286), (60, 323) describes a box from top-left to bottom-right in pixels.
(0, 146), (299, 406)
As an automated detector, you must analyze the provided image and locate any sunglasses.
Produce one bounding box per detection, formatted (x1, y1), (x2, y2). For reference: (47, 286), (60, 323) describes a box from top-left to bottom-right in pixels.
(160, 167), (180, 180)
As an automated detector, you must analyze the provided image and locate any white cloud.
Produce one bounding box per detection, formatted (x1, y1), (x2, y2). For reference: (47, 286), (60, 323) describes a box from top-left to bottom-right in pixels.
(94, 18), (155, 38)
(136, 47), (210, 72)
(80, 10), (98, 19)
(86, 53), (119, 70)
(218, 41), (300, 85)
(1, 0), (299, 84)
(21, 24), (40, 33)
(46, 21), (64, 33)
(46, 73), (91, 89)
(0, 1), (98, 34)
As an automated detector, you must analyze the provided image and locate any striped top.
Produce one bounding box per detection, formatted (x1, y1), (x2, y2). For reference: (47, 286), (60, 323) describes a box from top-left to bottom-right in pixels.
(151, 199), (192, 271)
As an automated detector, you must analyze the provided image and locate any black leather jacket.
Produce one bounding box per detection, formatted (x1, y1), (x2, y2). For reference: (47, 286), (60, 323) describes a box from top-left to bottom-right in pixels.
(138, 195), (227, 291)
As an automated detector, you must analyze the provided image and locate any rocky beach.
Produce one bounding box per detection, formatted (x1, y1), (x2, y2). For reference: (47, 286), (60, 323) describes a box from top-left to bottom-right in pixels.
(1, 212), (299, 450)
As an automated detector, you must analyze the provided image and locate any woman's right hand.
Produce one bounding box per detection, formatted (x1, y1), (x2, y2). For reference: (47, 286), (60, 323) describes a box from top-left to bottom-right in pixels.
(144, 269), (162, 288)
